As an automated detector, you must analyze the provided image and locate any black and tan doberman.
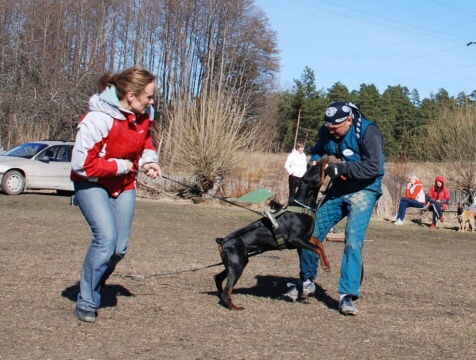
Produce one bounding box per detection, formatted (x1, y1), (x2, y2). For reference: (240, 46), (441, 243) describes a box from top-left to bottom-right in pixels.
(214, 157), (331, 310)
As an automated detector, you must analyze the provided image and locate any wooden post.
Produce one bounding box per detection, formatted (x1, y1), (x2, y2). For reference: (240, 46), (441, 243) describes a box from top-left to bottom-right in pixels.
(294, 106), (302, 149)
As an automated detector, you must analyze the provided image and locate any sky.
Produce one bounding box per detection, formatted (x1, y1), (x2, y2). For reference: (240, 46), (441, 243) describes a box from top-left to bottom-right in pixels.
(254, 0), (476, 100)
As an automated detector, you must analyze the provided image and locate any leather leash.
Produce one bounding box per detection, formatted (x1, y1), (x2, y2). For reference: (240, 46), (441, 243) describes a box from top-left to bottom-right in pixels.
(159, 174), (263, 216)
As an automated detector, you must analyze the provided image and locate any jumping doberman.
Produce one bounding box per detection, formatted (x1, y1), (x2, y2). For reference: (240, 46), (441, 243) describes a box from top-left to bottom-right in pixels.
(214, 156), (331, 310)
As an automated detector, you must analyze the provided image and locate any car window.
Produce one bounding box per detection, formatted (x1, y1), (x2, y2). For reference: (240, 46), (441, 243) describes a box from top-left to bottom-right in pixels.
(38, 145), (72, 162)
(3, 143), (48, 159)
(56, 146), (69, 162)
(42, 147), (58, 160)
(59, 145), (73, 162)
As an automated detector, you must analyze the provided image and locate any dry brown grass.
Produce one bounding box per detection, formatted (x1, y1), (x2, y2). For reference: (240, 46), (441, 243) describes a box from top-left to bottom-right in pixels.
(140, 151), (458, 219)
(1, 193), (475, 359)
(159, 89), (263, 192)
(3, 116), (53, 148)
(138, 152), (290, 203)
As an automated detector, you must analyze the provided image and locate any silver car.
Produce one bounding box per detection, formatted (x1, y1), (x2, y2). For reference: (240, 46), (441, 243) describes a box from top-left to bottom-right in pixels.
(0, 141), (75, 195)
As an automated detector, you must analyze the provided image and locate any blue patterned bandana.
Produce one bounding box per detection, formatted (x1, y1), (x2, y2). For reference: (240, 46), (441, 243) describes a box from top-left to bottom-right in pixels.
(324, 101), (353, 125)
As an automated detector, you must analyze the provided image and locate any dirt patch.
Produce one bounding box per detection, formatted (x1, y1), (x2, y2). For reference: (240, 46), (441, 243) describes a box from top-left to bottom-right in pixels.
(1, 193), (475, 359)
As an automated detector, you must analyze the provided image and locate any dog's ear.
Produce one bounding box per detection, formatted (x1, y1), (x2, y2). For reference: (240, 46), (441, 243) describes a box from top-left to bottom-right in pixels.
(318, 156), (329, 184)
(320, 154), (330, 166)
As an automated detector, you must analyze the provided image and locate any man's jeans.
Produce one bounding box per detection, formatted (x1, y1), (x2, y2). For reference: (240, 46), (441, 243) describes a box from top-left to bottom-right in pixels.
(74, 181), (136, 311)
(298, 189), (380, 297)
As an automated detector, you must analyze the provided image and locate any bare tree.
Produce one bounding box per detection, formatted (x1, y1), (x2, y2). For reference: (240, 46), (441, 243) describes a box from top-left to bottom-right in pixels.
(414, 105), (476, 191)
(0, 0), (279, 154)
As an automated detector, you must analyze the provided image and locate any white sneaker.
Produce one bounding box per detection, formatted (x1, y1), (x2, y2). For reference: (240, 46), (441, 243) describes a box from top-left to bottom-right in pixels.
(391, 215), (398, 222)
(282, 283), (299, 301)
(339, 294), (358, 315)
(302, 281), (316, 297)
(282, 281), (316, 301)
(394, 219), (404, 225)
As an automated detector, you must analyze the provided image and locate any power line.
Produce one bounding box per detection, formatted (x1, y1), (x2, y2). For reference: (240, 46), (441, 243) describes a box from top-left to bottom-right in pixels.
(315, 45), (467, 83)
(312, 20), (472, 69)
(317, 0), (474, 39)
(374, 63), (476, 85)
(287, 0), (475, 42)
(284, 22), (472, 81)
(272, 0), (476, 96)
(430, 0), (476, 17)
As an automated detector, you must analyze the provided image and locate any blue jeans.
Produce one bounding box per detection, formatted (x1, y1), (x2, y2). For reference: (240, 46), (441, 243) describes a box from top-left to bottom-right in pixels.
(297, 188), (380, 298)
(397, 197), (424, 221)
(74, 181), (136, 311)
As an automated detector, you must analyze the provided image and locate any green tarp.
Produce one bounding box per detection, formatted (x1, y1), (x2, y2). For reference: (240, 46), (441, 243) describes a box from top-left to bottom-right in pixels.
(229, 188), (275, 204)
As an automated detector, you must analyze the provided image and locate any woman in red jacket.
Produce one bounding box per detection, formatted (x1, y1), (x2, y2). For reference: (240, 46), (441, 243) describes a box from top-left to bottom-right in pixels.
(426, 176), (450, 229)
(71, 67), (161, 323)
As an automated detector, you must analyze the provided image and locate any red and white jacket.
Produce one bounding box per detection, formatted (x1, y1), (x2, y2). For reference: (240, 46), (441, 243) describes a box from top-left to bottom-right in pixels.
(71, 93), (158, 198)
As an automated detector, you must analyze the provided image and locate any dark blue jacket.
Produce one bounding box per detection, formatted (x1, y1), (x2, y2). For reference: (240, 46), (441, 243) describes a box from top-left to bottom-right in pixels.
(310, 115), (385, 195)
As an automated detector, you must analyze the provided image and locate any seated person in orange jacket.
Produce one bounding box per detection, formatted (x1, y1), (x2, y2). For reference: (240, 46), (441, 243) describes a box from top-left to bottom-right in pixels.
(426, 175), (450, 229)
(393, 174), (426, 225)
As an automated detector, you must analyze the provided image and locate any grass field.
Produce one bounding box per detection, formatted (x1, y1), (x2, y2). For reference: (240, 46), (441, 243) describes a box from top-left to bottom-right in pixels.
(1, 192), (475, 359)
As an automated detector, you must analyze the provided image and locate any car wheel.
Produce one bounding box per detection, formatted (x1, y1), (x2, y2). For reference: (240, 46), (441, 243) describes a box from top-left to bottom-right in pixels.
(1, 170), (25, 195)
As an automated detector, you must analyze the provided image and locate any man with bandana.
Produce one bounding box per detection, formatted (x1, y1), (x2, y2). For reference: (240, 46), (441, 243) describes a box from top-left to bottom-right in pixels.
(283, 101), (385, 315)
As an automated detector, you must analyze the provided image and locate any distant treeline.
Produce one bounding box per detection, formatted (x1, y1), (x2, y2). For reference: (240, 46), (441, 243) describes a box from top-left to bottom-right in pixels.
(275, 66), (476, 159)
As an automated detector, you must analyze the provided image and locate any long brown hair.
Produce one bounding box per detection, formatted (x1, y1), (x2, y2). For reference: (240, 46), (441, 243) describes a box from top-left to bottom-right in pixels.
(101, 67), (156, 100)
(97, 71), (114, 92)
